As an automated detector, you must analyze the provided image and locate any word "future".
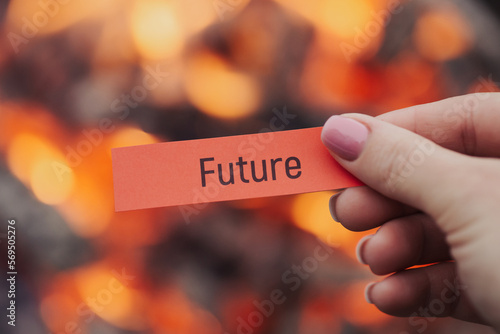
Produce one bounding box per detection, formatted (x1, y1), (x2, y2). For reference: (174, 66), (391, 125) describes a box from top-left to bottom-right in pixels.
(200, 156), (302, 187)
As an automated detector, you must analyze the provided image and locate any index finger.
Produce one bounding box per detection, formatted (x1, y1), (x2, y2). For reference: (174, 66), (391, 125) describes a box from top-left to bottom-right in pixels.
(378, 93), (500, 157)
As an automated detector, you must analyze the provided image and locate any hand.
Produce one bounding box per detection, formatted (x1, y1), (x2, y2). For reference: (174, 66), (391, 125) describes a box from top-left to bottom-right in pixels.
(321, 93), (500, 330)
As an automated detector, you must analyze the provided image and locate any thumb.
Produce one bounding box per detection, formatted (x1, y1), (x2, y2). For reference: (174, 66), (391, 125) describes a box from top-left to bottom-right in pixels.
(321, 114), (500, 329)
(321, 114), (474, 219)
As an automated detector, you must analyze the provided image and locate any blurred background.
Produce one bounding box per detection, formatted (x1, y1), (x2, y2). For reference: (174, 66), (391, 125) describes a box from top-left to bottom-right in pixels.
(0, 0), (499, 333)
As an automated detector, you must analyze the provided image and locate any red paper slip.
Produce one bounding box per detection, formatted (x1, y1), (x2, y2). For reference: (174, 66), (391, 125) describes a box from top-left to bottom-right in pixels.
(111, 127), (362, 211)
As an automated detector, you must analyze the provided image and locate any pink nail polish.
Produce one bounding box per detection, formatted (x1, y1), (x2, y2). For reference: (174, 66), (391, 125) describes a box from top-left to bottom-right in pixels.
(321, 116), (369, 161)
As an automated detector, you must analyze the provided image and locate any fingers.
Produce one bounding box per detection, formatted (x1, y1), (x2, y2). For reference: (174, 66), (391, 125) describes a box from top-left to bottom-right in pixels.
(322, 104), (500, 329)
(356, 214), (451, 275)
(377, 93), (500, 157)
(321, 114), (466, 218)
(366, 262), (486, 325)
(330, 187), (417, 231)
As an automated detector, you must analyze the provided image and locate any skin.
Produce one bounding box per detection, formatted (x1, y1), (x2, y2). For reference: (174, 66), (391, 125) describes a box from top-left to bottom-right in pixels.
(324, 93), (500, 330)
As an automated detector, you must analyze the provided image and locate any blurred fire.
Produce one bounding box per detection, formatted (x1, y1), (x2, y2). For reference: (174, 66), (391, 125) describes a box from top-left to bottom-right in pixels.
(0, 0), (495, 333)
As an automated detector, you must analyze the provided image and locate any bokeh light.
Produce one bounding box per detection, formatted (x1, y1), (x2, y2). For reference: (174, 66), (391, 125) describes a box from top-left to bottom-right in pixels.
(1, 0), (498, 333)
(75, 263), (145, 330)
(7, 133), (75, 204)
(413, 6), (473, 61)
(292, 191), (374, 259)
(185, 52), (261, 119)
(131, 0), (184, 60)
(109, 126), (159, 149)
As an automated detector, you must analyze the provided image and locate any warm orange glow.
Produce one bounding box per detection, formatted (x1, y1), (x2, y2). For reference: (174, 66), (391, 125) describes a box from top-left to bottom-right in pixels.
(300, 42), (383, 113)
(149, 288), (222, 334)
(380, 52), (439, 111)
(59, 172), (113, 238)
(6, 0), (120, 36)
(292, 191), (376, 260)
(131, 0), (184, 60)
(339, 281), (391, 326)
(109, 126), (159, 149)
(185, 53), (261, 119)
(298, 296), (341, 333)
(292, 192), (358, 247)
(75, 263), (146, 330)
(0, 1), (481, 332)
(105, 209), (170, 248)
(93, 20), (136, 65)
(0, 105), (65, 153)
(413, 7), (473, 61)
(31, 159), (74, 205)
(276, 0), (375, 39)
(172, 1), (219, 37)
(39, 293), (78, 332)
(8, 133), (51, 182)
(7, 133), (74, 204)
(320, 0), (375, 39)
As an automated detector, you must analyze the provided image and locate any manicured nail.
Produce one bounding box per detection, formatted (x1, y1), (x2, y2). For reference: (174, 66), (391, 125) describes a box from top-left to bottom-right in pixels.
(321, 116), (369, 161)
(329, 192), (342, 222)
(356, 234), (373, 265)
(364, 282), (376, 304)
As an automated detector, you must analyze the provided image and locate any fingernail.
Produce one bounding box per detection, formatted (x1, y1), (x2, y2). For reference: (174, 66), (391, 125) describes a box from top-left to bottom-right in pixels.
(364, 282), (376, 304)
(329, 192), (342, 222)
(356, 234), (373, 265)
(321, 116), (369, 161)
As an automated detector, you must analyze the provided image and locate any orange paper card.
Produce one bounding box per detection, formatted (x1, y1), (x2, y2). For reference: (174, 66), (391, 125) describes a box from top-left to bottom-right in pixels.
(112, 127), (362, 211)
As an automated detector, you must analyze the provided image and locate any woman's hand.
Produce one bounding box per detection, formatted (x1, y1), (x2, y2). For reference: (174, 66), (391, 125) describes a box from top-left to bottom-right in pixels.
(321, 93), (500, 330)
